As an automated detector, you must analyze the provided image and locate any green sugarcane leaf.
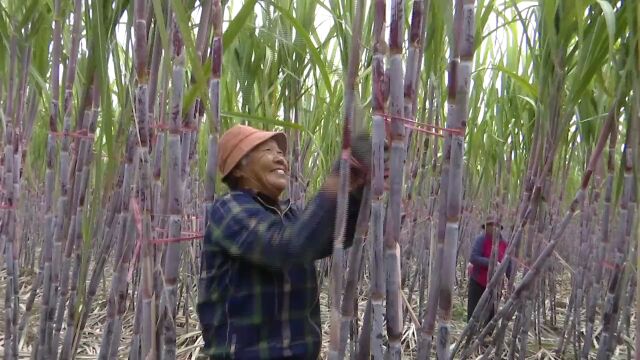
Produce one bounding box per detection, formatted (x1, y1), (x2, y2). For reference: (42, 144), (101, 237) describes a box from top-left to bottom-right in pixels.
(267, 0), (335, 99)
(493, 64), (537, 98)
(18, 0), (41, 32)
(223, 0), (258, 48)
(28, 67), (48, 93)
(151, 0), (170, 51)
(595, 0), (616, 53)
(222, 111), (306, 131)
(516, 95), (537, 112)
(171, 0), (209, 111)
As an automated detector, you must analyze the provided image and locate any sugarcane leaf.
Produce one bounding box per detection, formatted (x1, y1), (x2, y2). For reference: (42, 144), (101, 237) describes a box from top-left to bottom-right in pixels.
(171, 0), (210, 110)
(516, 95), (536, 111)
(17, 0), (41, 32)
(595, 0), (616, 53)
(223, 0), (258, 48)
(222, 111), (305, 131)
(267, 0), (335, 99)
(92, 0), (117, 162)
(0, 4), (9, 44)
(151, 0), (170, 51)
(492, 64), (537, 98)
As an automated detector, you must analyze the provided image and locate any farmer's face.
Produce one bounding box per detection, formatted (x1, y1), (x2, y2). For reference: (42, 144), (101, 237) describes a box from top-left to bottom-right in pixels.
(485, 224), (495, 234)
(234, 139), (289, 200)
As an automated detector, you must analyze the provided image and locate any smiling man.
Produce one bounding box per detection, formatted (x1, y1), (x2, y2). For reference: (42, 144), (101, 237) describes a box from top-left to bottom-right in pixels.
(197, 124), (371, 359)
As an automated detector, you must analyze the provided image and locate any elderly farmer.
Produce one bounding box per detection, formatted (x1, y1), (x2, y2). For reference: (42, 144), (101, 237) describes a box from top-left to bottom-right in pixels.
(197, 124), (372, 359)
(467, 216), (512, 324)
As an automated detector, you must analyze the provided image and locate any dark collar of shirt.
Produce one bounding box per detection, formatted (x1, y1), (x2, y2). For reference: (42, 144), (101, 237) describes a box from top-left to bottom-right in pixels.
(230, 188), (293, 215)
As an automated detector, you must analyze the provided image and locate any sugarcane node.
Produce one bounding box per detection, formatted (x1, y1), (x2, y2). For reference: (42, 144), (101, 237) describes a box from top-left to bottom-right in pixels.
(49, 129), (95, 139)
(152, 122), (198, 134)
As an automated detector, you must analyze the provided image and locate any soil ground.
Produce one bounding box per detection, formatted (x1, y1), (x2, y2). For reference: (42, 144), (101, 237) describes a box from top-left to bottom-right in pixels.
(0, 261), (634, 359)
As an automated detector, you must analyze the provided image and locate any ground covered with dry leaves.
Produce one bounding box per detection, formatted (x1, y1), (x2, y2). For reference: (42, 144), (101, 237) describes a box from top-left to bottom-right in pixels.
(0, 262), (634, 359)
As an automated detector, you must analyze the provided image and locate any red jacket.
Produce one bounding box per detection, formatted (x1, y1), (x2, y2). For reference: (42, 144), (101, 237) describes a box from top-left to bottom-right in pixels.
(469, 233), (510, 287)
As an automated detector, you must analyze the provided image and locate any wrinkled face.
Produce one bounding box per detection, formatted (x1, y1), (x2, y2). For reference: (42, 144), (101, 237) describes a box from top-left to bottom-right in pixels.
(233, 139), (289, 200)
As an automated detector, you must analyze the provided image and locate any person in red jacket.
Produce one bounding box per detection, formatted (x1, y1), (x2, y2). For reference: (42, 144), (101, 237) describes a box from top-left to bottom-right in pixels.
(467, 216), (512, 324)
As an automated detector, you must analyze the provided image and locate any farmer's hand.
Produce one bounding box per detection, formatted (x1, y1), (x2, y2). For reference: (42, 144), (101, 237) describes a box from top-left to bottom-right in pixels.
(350, 131), (372, 182)
(329, 131), (372, 191)
(329, 162), (367, 192)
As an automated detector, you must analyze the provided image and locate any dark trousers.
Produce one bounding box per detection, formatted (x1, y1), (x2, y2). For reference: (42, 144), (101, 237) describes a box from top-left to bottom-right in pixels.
(467, 277), (495, 325)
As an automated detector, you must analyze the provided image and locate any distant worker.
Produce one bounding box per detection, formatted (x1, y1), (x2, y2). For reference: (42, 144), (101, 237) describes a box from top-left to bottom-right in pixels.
(467, 216), (512, 324)
(197, 124), (372, 359)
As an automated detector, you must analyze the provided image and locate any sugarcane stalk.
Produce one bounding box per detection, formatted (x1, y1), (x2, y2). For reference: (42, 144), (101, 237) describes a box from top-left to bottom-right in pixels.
(419, 4), (460, 359)
(204, 0), (222, 224)
(402, 209), (425, 327)
(97, 131), (139, 360)
(328, 0), (365, 357)
(399, 0), (427, 299)
(368, 0), (387, 357)
(633, 42), (640, 357)
(416, 84), (440, 359)
(2, 35), (19, 360)
(3, 137), (17, 360)
(107, 199), (139, 360)
(514, 175), (550, 359)
(583, 121), (618, 358)
(435, 1), (474, 357)
(408, 84), (436, 327)
(1, 27), (35, 360)
(338, 188), (371, 356)
(158, 15), (186, 360)
(596, 108), (636, 359)
(54, 111), (85, 358)
(124, 1), (160, 358)
(556, 192), (592, 356)
(143, 4), (173, 357)
(354, 297), (373, 360)
(18, 257), (43, 346)
(327, 117), (352, 359)
(71, 166), (124, 357)
(417, 192), (442, 359)
(549, 258), (557, 327)
(614, 102), (637, 359)
(631, 38), (640, 359)
(180, 0), (211, 183)
(382, 0), (405, 358)
(177, 3), (211, 234)
(635, 239), (640, 359)
(59, 83), (100, 360)
(402, 0), (426, 142)
(41, 1), (84, 355)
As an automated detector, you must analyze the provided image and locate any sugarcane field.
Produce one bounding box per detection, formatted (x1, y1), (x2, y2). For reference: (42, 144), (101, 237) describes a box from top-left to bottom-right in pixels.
(1, 0), (640, 358)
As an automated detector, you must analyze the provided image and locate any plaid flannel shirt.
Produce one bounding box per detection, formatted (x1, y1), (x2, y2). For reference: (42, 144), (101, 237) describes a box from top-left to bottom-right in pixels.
(197, 187), (362, 359)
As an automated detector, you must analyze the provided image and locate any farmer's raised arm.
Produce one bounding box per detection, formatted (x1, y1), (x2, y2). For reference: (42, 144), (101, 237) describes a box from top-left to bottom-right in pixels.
(206, 181), (363, 269)
(314, 186), (366, 259)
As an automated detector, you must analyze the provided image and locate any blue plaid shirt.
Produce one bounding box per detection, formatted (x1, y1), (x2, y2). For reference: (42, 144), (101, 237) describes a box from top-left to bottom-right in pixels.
(197, 187), (362, 359)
